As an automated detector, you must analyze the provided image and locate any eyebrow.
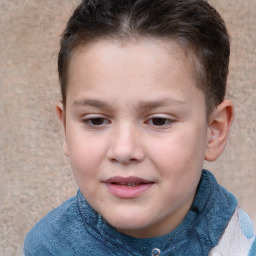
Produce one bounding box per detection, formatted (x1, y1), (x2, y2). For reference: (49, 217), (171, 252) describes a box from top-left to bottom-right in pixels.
(72, 99), (110, 109)
(72, 97), (186, 110)
(137, 98), (186, 111)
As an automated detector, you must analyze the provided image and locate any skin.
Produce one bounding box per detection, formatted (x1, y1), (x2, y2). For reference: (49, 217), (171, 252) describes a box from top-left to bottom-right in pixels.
(56, 38), (234, 238)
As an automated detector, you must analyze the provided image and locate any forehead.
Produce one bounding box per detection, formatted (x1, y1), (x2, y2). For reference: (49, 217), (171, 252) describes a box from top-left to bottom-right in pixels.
(68, 37), (196, 85)
(66, 38), (204, 109)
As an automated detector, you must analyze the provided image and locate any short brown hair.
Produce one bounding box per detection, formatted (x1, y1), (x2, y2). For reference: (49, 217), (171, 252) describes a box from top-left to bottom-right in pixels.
(58, 0), (230, 117)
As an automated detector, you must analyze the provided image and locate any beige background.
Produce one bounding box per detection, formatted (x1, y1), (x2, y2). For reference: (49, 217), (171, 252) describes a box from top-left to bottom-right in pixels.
(0, 1), (255, 255)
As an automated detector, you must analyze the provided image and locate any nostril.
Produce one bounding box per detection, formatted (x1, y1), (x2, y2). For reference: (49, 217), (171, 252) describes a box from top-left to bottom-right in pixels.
(109, 157), (138, 164)
(109, 157), (118, 163)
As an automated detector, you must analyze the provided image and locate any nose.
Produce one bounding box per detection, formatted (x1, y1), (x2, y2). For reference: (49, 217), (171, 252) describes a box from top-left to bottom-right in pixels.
(107, 123), (145, 164)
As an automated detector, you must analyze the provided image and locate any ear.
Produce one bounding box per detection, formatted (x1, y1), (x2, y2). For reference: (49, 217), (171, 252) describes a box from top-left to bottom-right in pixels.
(204, 100), (234, 162)
(56, 102), (69, 157)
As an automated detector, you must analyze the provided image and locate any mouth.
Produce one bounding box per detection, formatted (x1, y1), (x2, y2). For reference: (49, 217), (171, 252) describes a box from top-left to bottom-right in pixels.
(104, 176), (154, 198)
(113, 182), (145, 187)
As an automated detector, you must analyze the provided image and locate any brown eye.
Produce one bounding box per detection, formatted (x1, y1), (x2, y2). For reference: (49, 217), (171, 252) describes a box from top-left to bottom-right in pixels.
(151, 118), (169, 126)
(89, 118), (107, 126)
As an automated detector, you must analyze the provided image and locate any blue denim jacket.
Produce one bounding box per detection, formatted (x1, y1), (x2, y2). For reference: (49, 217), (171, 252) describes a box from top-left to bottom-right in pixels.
(24, 170), (255, 255)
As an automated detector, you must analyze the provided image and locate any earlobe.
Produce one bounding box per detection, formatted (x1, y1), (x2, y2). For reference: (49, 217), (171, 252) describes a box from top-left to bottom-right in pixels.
(204, 100), (234, 162)
(63, 141), (69, 157)
(55, 102), (69, 157)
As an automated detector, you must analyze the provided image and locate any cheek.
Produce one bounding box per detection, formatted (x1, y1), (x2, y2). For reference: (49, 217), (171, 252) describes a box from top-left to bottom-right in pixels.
(149, 129), (205, 176)
(67, 139), (105, 197)
(66, 131), (106, 177)
(150, 133), (190, 161)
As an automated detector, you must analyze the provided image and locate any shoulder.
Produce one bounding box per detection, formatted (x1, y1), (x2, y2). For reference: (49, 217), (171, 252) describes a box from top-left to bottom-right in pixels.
(23, 194), (118, 256)
(24, 196), (82, 255)
(209, 207), (255, 256)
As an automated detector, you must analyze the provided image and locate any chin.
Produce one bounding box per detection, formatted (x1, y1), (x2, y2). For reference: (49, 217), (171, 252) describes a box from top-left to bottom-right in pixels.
(111, 215), (146, 228)
(106, 212), (154, 235)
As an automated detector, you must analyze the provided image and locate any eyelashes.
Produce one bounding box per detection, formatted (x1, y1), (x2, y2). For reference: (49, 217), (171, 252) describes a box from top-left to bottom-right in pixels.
(81, 115), (175, 129)
(147, 117), (174, 126)
(82, 117), (111, 127)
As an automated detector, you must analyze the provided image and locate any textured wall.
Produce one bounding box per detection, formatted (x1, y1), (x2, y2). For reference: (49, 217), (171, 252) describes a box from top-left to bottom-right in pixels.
(0, 1), (255, 255)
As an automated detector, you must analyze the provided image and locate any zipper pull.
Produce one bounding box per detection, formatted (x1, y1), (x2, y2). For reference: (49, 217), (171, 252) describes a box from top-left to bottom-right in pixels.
(152, 248), (161, 256)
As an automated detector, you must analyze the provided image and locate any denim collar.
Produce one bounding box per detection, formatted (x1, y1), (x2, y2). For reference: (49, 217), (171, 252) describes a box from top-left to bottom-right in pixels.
(77, 170), (237, 255)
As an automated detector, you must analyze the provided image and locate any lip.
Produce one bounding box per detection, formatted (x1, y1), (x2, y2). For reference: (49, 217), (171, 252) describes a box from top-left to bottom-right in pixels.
(103, 176), (154, 199)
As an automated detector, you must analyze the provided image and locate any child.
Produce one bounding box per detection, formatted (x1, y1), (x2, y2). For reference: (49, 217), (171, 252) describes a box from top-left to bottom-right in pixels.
(24, 0), (255, 255)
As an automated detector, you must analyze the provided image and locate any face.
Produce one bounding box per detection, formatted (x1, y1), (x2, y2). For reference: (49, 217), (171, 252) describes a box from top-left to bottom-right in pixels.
(60, 38), (211, 238)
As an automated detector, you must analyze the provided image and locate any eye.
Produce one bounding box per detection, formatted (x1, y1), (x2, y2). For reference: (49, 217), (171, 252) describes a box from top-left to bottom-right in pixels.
(145, 115), (175, 128)
(82, 116), (110, 127)
(150, 117), (169, 126)
(89, 118), (107, 126)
